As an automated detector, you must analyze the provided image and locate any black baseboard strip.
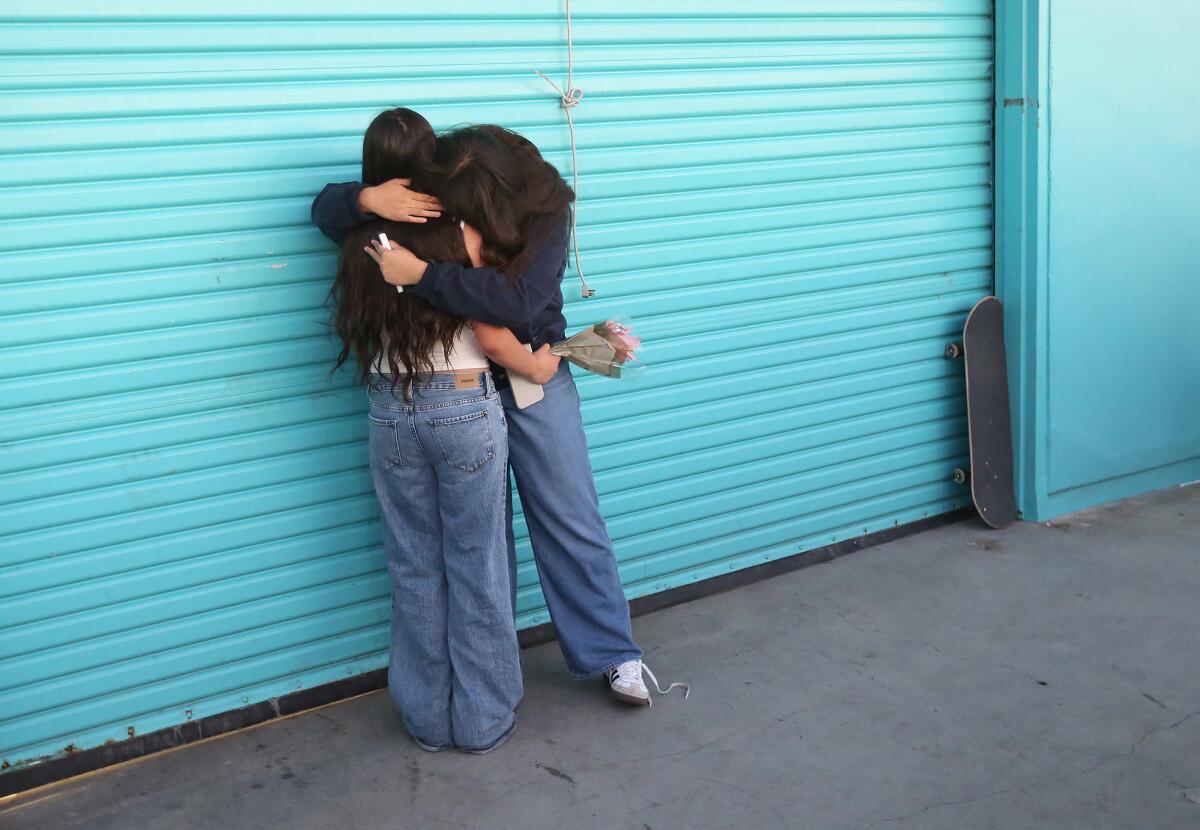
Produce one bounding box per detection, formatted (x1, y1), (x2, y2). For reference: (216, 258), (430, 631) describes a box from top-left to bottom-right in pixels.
(0, 668), (388, 798)
(1, 508), (971, 797)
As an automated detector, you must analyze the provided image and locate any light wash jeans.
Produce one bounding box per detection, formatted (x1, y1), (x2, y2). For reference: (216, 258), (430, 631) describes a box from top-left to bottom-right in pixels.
(368, 372), (522, 751)
(502, 362), (643, 677)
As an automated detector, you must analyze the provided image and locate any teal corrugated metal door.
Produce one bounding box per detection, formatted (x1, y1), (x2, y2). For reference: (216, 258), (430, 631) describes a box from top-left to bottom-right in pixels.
(0, 1), (993, 770)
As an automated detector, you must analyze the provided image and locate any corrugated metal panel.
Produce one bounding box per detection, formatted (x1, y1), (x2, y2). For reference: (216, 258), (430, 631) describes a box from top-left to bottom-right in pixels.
(0, 1), (992, 770)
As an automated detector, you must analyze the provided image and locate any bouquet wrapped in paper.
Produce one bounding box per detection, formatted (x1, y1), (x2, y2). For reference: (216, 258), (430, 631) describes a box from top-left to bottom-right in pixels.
(549, 320), (641, 378)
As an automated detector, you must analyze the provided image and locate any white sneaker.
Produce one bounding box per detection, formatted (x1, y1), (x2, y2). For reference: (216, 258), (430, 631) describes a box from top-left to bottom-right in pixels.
(607, 660), (689, 708)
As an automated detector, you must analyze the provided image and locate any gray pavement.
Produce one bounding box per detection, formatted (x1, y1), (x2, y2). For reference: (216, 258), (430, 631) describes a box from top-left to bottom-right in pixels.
(3, 485), (1198, 830)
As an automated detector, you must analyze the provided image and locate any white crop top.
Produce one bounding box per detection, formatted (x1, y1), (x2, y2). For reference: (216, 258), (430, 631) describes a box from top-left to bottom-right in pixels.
(372, 325), (489, 377)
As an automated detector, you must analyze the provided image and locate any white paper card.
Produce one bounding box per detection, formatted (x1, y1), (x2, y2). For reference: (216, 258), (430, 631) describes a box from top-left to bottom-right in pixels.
(509, 344), (545, 409)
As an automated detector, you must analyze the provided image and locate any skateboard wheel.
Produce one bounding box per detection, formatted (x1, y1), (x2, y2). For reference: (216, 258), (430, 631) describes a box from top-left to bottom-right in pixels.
(952, 467), (969, 485)
(944, 343), (962, 359)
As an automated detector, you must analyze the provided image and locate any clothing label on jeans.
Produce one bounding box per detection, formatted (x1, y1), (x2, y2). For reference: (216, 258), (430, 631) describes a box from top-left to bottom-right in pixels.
(454, 372), (479, 390)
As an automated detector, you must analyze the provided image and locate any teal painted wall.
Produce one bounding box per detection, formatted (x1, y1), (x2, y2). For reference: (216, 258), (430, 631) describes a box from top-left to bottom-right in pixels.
(1043, 1), (1200, 513)
(996, 0), (1200, 520)
(0, 2), (993, 772)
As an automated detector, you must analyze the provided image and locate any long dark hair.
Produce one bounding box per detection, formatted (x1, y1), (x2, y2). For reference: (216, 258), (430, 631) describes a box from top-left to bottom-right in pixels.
(332, 218), (469, 394)
(330, 107), (465, 395)
(361, 107), (436, 186)
(434, 125), (574, 274)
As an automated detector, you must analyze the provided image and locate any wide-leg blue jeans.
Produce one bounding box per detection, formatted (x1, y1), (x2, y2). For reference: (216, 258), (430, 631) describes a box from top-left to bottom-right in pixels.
(501, 362), (643, 677)
(368, 372), (522, 750)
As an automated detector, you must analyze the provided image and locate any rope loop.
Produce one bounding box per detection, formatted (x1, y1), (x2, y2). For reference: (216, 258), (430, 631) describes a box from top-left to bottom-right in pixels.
(532, 0), (594, 299)
(533, 67), (593, 298)
(560, 86), (584, 109)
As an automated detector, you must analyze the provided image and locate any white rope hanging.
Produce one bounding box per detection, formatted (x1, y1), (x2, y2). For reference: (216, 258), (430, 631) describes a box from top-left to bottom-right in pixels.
(535, 0), (594, 298)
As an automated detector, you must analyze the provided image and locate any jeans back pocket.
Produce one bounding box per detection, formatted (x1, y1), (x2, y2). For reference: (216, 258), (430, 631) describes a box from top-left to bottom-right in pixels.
(428, 409), (495, 473)
(368, 414), (404, 472)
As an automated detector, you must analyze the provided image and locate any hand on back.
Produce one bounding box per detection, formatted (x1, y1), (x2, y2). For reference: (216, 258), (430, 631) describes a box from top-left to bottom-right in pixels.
(359, 178), (442, 223)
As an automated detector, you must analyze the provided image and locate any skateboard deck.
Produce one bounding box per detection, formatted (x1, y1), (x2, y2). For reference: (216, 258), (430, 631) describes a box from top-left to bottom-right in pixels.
(960, 296), (1018, 529)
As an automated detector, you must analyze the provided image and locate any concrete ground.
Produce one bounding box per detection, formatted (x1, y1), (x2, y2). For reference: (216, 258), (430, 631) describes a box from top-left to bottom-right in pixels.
(3, 485), (1198, 830)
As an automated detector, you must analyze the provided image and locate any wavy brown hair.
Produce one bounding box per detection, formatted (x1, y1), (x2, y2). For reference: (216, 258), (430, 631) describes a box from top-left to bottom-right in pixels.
(434, 125), (574, 274)
(331, 217), (469, 395)
(330, 107), (466, 396)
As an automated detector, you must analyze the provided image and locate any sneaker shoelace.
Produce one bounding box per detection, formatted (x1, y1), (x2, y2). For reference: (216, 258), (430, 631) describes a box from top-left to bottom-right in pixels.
(615, 661), (690, 707)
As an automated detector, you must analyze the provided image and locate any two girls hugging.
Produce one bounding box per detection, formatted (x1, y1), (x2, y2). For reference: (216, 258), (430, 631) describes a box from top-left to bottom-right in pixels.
(316, 109), (683, 755)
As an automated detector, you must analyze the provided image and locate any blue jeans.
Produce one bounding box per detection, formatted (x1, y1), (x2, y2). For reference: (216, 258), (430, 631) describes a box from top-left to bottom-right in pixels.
(502, 362), (643, 677)
(368, 372), (522, 751)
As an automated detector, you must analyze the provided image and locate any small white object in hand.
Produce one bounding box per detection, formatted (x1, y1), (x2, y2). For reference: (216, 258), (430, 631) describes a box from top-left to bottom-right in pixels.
(379, 233), (403, 294)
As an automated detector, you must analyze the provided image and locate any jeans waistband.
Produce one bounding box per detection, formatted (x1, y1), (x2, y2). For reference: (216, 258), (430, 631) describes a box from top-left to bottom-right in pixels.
(369, 371), (494, 395)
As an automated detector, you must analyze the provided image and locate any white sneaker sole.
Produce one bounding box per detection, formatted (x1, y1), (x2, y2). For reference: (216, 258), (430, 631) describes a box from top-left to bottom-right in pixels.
(609, 685), (651, 707)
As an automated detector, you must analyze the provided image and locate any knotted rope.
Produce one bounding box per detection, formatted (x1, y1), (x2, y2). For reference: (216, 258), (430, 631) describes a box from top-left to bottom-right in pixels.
(535, 0), (594, 298)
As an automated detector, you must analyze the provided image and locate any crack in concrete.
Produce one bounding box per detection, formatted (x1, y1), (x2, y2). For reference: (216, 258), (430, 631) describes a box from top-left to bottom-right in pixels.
(855, 754), (1122, 830)
(1132, 710), (1199, 753)
(922, 640), (1043, 685)
(856, 707), (1200, 829)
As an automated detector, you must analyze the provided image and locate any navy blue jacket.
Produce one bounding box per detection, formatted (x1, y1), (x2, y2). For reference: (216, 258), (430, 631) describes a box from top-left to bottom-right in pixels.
(311, 181), (569, 347)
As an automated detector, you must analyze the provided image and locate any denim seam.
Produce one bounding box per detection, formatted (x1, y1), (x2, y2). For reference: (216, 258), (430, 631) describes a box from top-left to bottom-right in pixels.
(370, 376), (487, 393)
(405, 410), (424, 465)
(370, 392), (497, 414)
(368, 414), (404, 472)
(457, 714), (517, 754)
(413, 391), (496, 412)
(427, 410), (490, 427)
(370, 400), (410, 413)
(428, 409), (496, 473)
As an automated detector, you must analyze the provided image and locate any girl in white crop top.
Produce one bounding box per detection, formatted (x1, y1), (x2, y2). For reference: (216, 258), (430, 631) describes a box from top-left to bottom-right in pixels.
(335, 216), (558, 394)
(330, 208), (555, 753)
(363, 221), (559, 385)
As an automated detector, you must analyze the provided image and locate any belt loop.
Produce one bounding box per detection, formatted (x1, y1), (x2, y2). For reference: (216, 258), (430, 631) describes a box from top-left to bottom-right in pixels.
(484, 371), (494, 396)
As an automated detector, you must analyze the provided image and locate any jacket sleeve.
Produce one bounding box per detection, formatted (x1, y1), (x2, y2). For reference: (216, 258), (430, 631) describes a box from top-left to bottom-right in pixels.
(407, 213), (569, 329)
(310, 181), (370, 245)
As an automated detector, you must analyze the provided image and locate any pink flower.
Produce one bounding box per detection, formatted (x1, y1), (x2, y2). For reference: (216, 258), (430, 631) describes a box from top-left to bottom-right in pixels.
(604, 320), (642, 352)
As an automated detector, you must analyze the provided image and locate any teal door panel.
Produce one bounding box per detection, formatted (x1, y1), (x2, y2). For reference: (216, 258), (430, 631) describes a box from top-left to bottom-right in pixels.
(1045, 2), (1200, 502)
(0, 1), (993, 771)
